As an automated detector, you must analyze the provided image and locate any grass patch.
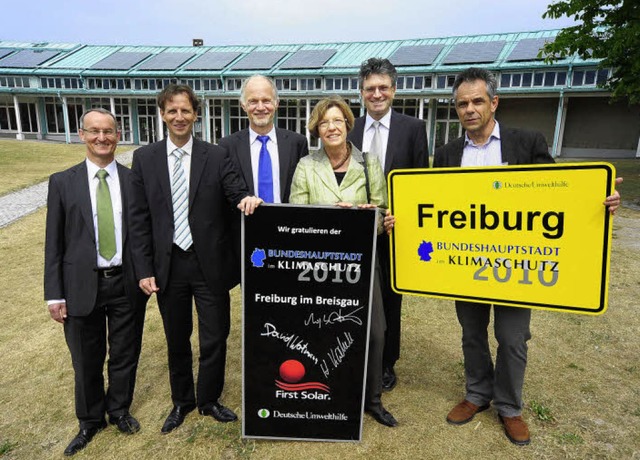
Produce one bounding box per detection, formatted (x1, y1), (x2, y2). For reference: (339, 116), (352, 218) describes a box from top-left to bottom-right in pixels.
(0, 440), (17, 456)
(529, 400), (554, 422)
(555, 433), (584, 445)
(0, 139), (132, 196)
(566, 363), (584, 371)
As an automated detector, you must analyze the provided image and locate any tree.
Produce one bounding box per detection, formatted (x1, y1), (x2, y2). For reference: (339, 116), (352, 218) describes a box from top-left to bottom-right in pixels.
(541, 0), (640, 104)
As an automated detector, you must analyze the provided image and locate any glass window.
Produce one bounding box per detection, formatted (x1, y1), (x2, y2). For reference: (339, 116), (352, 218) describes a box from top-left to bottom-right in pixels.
(437, 75), (446, 89)
(584, 70), (596, 85)
(533, 73), (544, 86)
(544, 72), (556, 86)
(501, 74), (510, 87)
(556, 72), (566, 86)
(572, 70), (584, 86)
(512, 74), (522, 87)
(596, 69), (609, 85)
(522, 73), (532, 86)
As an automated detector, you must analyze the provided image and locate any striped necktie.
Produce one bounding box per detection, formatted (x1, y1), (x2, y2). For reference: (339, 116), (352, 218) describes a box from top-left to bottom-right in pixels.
(96, 169), (116, 260)
(171, 148), (192, 251)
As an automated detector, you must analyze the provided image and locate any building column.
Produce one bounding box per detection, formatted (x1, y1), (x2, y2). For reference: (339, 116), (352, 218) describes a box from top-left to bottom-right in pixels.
(636, 134), (640, 159)
(427, 98), (437, 156)
(61, 96), (71, 144)
(156, 105), (164, 141)
(36, 97), (45, 140)
(552, 93), (568, 158)
(110, 97), (116, 116)
(204, 98), (211, 143)
(305, 98), (311, 146)
(12, 95), (24, 140)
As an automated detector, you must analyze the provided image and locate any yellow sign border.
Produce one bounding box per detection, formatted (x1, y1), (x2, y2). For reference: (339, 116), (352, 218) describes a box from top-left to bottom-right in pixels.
(388, 163), (615, 315)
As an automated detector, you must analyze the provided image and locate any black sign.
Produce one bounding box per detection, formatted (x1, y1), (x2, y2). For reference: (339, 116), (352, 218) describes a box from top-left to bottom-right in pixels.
(242, 204), (377, 441)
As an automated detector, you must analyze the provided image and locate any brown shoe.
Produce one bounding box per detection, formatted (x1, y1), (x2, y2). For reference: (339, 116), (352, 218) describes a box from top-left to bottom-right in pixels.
(446, 400), (490, 425)
(498, 414), (530, 446)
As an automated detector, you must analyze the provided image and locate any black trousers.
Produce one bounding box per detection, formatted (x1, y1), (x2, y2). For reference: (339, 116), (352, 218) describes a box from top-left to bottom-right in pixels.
(377, 233), (402, 369)
(64, 272), (145, 429)
(157, 246), (231, 410)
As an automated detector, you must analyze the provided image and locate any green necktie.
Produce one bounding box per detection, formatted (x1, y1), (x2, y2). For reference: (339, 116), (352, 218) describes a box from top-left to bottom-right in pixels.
(96, 169), (116, 260)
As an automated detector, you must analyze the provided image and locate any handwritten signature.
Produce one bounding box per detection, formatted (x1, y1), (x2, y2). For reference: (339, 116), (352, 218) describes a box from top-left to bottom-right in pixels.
(304, 307), (364, 329)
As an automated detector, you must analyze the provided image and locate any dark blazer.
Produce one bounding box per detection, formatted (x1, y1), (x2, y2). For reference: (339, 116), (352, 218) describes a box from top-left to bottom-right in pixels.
(434, 125), (554, 167)
(44, 161), (144, 315)
(129, 137), (249, 293)
(348, 109), (429, 174)
(218, 127), (309, 202)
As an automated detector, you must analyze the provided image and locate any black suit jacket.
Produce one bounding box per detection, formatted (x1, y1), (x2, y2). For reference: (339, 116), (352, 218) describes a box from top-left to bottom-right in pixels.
(44, 161), (144, 315)
(129, 138), (249, 293)
(434, 125), (554, 167)
(218, 127), (308, 202)
(348, 109), (429, 174)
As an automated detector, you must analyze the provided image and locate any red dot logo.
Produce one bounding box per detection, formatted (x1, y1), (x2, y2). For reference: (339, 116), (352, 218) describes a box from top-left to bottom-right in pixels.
(279, 359), (305, 383)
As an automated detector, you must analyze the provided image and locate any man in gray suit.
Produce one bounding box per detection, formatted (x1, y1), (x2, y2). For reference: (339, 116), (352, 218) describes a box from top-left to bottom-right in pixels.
(433, 67), (621, 446)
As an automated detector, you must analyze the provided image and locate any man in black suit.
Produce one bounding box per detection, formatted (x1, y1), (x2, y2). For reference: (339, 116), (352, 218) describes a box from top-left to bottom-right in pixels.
(218, 74), (308, 203)
(348, 58), (429, 391)
(44, 108), (147, 456)
(433, 67), (621, 446)
(129, 84), (261, 434)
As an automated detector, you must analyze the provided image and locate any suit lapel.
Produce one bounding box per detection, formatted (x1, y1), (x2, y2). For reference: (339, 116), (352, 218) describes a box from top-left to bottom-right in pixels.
(189, 139), (208, 210)
(73, 161), (95, 243)
(237, 130), (254, 194)
(499, 127), (518, 165)
(154, 139), (173, 215)
(275, 128), (290, 202)
(116, 163), (128, 245)
(349, 117), (365, 151)
(385, 110), (403, 174)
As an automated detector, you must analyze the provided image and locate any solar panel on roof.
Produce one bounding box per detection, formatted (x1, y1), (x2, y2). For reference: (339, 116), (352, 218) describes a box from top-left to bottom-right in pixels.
(507, 38), (552, 62)
(0, 49), (14, 61)
(231, 51), (288, 70)
(183, 51), (241, 70)
(137, 52), (195, 70)
(91, 51), (151, 70)
(389, 44), (444, 66)
(279, 49), (336, 69)
(443, 41), (506, 65)
(0, 49), (59, 68)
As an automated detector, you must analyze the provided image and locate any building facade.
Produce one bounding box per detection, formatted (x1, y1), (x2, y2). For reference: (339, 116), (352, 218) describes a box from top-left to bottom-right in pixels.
(0, 30), (638, 158)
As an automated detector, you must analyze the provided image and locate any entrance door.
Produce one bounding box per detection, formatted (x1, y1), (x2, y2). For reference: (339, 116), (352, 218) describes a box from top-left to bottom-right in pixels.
(137, 99), (158, 144)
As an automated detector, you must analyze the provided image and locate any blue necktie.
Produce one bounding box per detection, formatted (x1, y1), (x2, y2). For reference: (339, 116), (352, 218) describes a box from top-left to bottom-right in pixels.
(257, 135), (274, 203)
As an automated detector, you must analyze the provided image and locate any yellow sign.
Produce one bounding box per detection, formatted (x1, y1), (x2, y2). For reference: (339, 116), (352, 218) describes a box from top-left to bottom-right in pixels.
(388, 163), (615, 315)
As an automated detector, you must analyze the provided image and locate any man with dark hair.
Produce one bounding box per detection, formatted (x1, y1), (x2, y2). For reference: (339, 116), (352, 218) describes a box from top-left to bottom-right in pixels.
(44, 108), (148, 456)
(129, 84), (262, 434)
(434, 67), (621, 446)
(348, 57), (429, 391)
(218, 75), (308, 204)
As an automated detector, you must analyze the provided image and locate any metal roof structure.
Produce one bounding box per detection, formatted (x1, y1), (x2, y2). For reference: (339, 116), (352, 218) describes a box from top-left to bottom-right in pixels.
(0, 29), (600, 78)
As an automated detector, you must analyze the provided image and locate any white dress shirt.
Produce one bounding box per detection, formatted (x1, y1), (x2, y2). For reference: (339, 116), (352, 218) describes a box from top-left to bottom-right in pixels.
(461, 120), (504, 167)
(166, 136), (194, 190)
(362, 110), (392, 170)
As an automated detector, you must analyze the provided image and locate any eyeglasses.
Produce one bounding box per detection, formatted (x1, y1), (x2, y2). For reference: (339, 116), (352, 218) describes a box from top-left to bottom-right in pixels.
(362, 85), (393, 95)
(82, 128), (117, 137)
(247, 99), (274, 108)
(318, 118), (346, 130)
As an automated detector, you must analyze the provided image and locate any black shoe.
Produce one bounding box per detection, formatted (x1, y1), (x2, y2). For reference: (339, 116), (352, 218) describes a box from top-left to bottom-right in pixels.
(161, 406), (194, 434)
(109, 413), (140, 434)
(199, 402), (238, 423)
(382, 367), (397, 391)
(366, 405), (398, 427)
(63, 421), (107, 456)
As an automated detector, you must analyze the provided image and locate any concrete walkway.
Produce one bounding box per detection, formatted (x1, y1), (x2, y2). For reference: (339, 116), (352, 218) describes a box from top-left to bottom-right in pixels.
(0, 150), (134, 228)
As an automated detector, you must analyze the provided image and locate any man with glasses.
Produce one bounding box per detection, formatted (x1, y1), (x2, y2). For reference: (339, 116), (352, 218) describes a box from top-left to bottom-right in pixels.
(348, 58), (429, 391)
(218, 74), (308, 204)
(44, 108), (148, 456)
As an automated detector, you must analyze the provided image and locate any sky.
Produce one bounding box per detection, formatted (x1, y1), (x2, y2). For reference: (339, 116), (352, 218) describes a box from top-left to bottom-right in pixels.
(1, 0), (577, 47)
